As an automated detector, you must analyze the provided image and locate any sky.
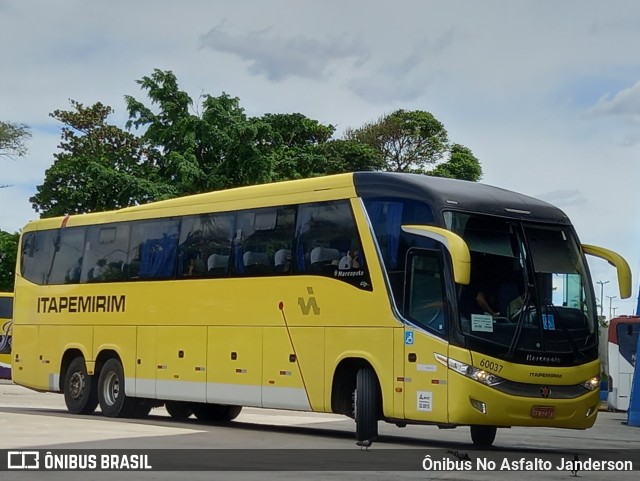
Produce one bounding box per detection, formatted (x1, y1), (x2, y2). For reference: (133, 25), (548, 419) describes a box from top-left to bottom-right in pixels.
(1, 0), (639, 316)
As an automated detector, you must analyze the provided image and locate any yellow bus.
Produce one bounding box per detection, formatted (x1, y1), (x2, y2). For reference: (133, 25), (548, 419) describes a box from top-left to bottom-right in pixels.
(0, 292), (12, 379)
(11, 172), (631, 446)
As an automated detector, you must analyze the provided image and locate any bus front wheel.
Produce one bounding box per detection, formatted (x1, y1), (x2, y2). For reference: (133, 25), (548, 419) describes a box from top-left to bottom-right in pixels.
(63, 357), (98, 415)
(470, 425), (497, 446)
(98, 358), (136, 418)
(353, 367), (379, 444)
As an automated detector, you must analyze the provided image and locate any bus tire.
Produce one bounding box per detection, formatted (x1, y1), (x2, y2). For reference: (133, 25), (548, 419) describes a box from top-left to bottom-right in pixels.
(63, 357), (98, 415)
(98, 358), (135, 418)
(470, 425), (497, 446)
(165, 401), (193, 420)
(354, 367), (379, 443)
(192, 403), (242, 422)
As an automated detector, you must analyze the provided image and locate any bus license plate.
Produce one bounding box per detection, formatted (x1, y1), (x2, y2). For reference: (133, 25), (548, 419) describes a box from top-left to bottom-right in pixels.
(531, 406), (555, 418)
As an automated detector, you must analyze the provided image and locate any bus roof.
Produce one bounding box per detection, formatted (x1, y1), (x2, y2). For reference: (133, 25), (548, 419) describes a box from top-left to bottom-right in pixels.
(354, 172), (570, 224)
(23, 172), (570, 231)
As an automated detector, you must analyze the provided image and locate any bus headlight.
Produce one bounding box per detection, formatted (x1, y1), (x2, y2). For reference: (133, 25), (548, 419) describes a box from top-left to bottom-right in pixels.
(582, 376), (600, 391)
(438, 355), (505, 387)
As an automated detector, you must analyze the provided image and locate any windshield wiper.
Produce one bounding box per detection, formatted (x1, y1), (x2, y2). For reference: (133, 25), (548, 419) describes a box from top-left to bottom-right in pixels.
(544, 302), (589, 361)
(505, 288), (532, 359)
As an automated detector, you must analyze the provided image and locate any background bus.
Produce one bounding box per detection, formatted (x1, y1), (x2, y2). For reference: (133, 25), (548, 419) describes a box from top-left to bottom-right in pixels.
(11, 172), (631, 446)
(0, 292), (13, 380)
(607, 316), (640, 411)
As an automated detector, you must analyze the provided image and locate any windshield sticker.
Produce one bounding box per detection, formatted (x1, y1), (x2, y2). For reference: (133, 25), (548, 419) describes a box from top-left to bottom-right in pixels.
(417, 391), (433, 412)
(471, 314), (494, 332)
(542, 314), (556, 330)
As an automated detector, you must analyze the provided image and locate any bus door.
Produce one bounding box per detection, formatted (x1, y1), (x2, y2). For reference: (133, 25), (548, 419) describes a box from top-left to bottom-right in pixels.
(402, 249), (450, 422)
(608, 317), (640, 411)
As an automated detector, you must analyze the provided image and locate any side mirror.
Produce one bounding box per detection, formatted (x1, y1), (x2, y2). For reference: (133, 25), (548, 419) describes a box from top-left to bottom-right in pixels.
(401, 225), (470, 285)
(582, 244), (632, 299)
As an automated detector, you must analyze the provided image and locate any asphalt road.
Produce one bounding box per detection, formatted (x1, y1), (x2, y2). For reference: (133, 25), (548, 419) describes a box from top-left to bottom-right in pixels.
(1, 380), (639, 480)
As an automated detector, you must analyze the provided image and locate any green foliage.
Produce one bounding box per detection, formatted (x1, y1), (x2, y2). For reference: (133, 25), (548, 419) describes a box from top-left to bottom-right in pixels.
(31, 69), (482, 218)
(30, 100), (174, 217)
(429, 143), (483, 182)
(0, 121), (31, 159)
(1, 121), (31, 188)
(125, 69), (383, 194)
(345, 109), (449, 173)
(0, 230), (19, 291)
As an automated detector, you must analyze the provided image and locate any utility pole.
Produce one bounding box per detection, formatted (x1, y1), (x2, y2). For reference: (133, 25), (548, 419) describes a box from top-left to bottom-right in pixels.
(597, 280), (609, 318)
(606, 295), (617, 320)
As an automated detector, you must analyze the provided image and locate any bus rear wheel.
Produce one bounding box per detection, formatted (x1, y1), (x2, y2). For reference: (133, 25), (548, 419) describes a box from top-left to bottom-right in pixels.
(470, 425), (497, 446)
(165, 401), (194, 420)
(192, 403), (242, 422)
(353, 367), (379, 444)
(98, 358), (136, 418)
(63, 356), (98, 415)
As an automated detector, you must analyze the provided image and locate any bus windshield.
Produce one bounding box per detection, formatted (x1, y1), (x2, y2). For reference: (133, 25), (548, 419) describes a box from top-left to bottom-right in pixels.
(446, 212), (597, 365)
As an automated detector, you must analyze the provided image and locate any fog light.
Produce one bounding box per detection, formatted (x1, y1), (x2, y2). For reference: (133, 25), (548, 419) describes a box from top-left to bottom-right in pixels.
(586, 405), (598, 417)
(470, 398), (487, 414)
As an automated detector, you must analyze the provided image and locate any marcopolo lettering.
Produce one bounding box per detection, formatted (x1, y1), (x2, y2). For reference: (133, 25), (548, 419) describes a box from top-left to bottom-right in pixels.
(37, 295), (126, 314)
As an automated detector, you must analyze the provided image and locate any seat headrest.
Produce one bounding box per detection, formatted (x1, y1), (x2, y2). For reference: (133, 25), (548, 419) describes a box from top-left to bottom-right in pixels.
(310, 247), (340, 264)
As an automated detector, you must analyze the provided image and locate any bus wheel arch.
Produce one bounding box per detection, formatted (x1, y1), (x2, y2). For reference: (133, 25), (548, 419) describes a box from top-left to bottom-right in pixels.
(61, 351), (98, 415)
(331, 358), (382, 416)
(331, 358), (382, 442)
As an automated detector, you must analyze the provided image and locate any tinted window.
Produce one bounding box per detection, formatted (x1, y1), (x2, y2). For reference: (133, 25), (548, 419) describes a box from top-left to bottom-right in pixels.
(21, 230), (57, 285)
(82, 224), (130, 282)
(178, 213), (234, 278)
(406, 249), (447, 337)
(48, 227), (86, 284)
(233, 207), (296, 276)
(0, 296), (12, 319)
(128, 219), (180, 280)
(295, 201), (371, 290)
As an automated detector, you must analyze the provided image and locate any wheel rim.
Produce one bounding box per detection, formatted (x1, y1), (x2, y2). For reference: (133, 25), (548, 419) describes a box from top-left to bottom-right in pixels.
(102, 371), (120, 407)
(69, 371), (85, 400)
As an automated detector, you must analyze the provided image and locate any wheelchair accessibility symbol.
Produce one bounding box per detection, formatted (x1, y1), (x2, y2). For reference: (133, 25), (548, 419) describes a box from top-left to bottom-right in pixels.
(405, 331), (414, 345)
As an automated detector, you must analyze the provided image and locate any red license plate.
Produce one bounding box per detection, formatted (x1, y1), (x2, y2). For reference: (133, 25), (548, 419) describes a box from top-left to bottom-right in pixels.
(531, 406), (556, 418)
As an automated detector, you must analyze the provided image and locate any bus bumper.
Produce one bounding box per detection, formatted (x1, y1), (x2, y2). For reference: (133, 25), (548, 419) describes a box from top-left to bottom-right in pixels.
(448, 375), (600, 429)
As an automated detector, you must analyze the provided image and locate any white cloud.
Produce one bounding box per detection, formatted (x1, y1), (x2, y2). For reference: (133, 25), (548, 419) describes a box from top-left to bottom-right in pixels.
(587, 80), (640, 119)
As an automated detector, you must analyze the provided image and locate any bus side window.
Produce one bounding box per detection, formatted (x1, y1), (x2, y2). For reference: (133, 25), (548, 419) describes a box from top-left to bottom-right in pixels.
(81, 224), (130, 283)
(232, 206), (295, 277)
(405, 249), (447, 336)
(21, 230), (57, 285)
(178, 213), (234, 278)
(128, 219), (180, 280)
(48, 227), (86, 285)
(295, 201), (372, 290)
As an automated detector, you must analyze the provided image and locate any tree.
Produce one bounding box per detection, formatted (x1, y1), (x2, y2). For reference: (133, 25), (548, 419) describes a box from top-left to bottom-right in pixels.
(125, 69), (382, 193)
(31, 70), (479, 219)
(429, 143), (482, 182)
(1, 121), (31, 188)
(30, 100), (173, 218)
(0, 121), (31, 159)
(0, 230), (19, 292)
(345, 109), (449, 173)
(126, 70), (274, 193)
